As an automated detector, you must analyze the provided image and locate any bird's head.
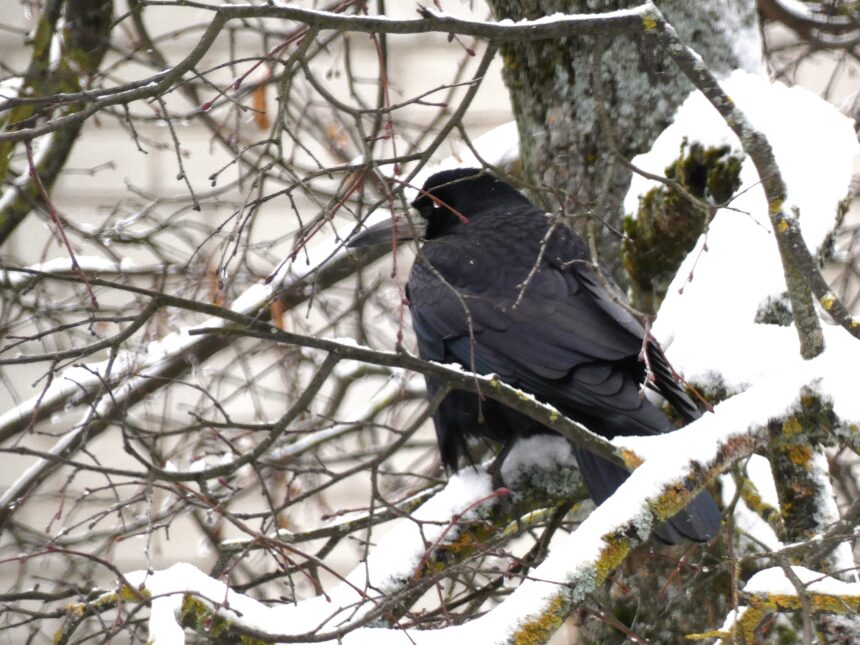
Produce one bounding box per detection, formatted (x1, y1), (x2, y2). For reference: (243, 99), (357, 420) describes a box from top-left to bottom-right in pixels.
(349, 168), (529, 247)
(410, 168), (488, 221)
(412, 168), (531, 238)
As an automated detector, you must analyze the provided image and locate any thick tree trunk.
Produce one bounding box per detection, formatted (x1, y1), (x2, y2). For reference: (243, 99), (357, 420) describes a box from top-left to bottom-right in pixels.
(487, 0), (763, 282)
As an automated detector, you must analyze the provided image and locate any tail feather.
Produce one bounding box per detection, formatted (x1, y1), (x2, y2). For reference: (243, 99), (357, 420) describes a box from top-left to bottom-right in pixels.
(662, 488), (722, 542)
(648, 343), (702, 424)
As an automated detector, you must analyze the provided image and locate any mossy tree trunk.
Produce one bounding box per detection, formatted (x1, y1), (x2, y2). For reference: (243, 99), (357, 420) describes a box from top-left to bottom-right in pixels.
(767, 391), (848, 573)
(486, 0), (762, 285)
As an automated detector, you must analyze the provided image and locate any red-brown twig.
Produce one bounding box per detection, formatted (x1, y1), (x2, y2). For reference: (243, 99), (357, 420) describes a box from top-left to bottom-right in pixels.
(412, 487), (510, 582)
(387, 175), (470, 224)
(24, 140), (99, 310)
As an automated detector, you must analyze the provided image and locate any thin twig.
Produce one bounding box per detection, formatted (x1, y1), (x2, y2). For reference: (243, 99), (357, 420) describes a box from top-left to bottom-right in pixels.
(24, 141), (99, 310)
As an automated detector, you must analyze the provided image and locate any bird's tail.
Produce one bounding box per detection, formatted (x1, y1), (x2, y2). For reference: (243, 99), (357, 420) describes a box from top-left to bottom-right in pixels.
(572, 446), (721, 544)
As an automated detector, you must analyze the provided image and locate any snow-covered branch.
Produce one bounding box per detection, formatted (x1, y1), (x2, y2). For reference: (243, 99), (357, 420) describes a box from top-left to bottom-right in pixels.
(706, 566), (860, 642)
(83, 444), (586, 644)
(643, 3), (858, 356)
(108, 366), (860, 643)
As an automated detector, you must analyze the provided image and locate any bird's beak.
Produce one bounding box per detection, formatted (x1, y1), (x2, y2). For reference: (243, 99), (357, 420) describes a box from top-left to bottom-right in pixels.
(348, 213), (425, 248)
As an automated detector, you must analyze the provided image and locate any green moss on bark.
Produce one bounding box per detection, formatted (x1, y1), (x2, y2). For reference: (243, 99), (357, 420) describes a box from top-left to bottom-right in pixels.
(622, 141), (742, 313)
(767, 389), (837, 546)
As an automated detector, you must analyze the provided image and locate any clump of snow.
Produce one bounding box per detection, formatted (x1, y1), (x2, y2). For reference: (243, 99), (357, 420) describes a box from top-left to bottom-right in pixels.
(500, 435), (581, 499)
(746, 454), (780, 509)
(0, 132), (55, 216)
(355, 467), (493, 593)
(125, 563), (290, 643)
(809, 449), (858, 581)
(501, 435), (576, 478)
(716, 606), (755, 637)
(0, 75), (22, 98)
(624, 70), (859, 392)
(745, 565), (860, 596)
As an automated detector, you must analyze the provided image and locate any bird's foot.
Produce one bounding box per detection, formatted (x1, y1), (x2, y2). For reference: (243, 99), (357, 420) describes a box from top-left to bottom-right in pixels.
(487, 452), (507, 493)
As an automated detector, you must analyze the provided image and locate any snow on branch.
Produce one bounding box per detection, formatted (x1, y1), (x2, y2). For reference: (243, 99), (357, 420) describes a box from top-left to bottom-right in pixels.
(628, 70), (859, 390)
(122, 470), (500, 644)
(100, 446), (586, 644)
(108, 363), (860, 643)
(642, 3), (860, 356)
(616, 35), (860, 638)
(699, 566), (860, 642)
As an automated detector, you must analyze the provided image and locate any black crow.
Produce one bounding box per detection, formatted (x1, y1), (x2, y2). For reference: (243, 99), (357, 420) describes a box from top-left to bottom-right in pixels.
(353, 168), (720, 543)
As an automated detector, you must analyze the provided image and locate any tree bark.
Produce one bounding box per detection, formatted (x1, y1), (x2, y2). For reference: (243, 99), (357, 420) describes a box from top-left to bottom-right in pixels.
(486, 0), (763, 282)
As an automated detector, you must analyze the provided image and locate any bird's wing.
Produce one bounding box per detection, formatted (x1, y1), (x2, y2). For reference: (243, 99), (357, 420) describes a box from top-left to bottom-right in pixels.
(410, 219), (641, 362)
(558, 242), (701, 422)
(410, 216), (659, 425)
(409, 214), (701, 428)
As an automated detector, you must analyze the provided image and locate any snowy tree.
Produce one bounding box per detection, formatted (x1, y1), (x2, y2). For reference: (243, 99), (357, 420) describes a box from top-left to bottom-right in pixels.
(1, 1), (859, 643)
